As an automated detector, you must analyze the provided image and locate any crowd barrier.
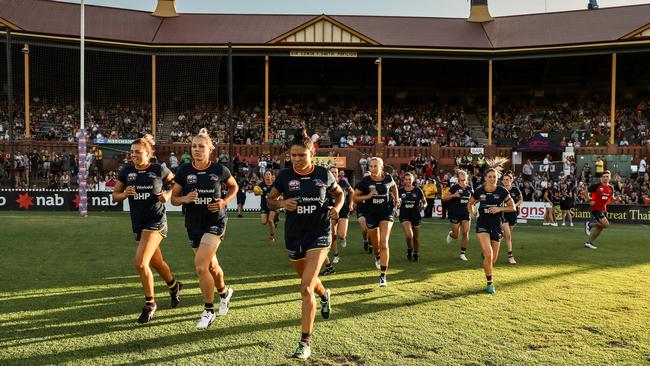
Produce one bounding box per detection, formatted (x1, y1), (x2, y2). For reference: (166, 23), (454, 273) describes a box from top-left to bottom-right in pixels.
(1, 190), (648, 223)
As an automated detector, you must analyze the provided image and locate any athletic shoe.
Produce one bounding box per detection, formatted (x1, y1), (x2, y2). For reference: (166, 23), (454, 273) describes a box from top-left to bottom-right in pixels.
(543, 222), (550, 226)
(584, 221), (591, 236)
(459, 254), (468, 261)
(340, 239), (347, 248)
(332, 255), (340, 264)
(487, 283), (496, 294)
(570, 223), (574, 227)
(446, 231), (453, 244)
(406, 251), (413, 262)
(375, 258), (381, 270)
(508, 257), (517, 265)
(551, 222), (558, 227)
(562, 222), (566, 226)
(320, 289), (331, 319)
(218, 287), (234, 316)
(291, 342), (311, 360)
(584, 242), (598, 250)
(368, 245), (374, 255)
(237, 214), (243, 218)
(363, 240), (369, 252)
(137, 303), (157, 324)
(268, 235), (276, 244)
(379, 275), (387, 287)
(196, 309), (216, 329)
(320, 266), (336, 276)
(412, 254), (419, 262)
(169, 281), (183, 308)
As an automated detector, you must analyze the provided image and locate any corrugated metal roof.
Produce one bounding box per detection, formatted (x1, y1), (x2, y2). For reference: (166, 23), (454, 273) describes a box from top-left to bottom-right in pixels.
(1, 0), (650, 49)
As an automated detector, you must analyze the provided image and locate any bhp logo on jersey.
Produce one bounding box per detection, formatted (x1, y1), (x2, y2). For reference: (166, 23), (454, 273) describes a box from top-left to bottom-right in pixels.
(297, 205), (317, 214)
(194, 197), (213, 205)
(133, 192), (151, 200)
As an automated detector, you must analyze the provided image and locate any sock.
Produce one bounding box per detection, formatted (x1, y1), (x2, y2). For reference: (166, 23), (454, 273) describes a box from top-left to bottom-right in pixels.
(461, 247), (467, 254)
(301, 332), (311, 344)
(333, 252), (339, 257)
(407, 248), (413, 255)
(380, 266), (387, 275)
(339, 239), (347, 247)
(413, 251), (419, 257)
(319, 291), (329, 302)
(326, 263), (334, 270)
(508, 251), (513, 258)
(204, 303), (214, 312)
(375, 255), (380, 262)
(486, 275), (493, 285)
(217, 287), (228, 298)
(166, 278), (176, 288)
(145, 296), (155, 305)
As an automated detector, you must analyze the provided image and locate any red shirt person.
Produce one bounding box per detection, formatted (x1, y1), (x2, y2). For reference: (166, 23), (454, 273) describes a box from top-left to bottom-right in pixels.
(583, 170), (614, 249)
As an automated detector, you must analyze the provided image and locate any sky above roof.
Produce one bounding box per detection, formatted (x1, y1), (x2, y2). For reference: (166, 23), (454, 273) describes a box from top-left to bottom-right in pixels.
(55, 0), (650, 18)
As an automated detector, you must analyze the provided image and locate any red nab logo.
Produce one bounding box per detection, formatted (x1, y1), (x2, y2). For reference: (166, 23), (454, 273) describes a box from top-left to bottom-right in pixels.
(16, 193), (34, 209)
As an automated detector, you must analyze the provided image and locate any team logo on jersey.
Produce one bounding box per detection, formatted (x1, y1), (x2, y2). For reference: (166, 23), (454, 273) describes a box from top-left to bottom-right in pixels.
(480, 194), (486, 200)
(127, 172), (137, 181)
(401, 193), (406, 198)
(600, 187), (604, 192)
(289, 180), (300, 191)
(313, 179), (326, 187)
(369, 185), (376, 191)
(147, 172), (158, 179)
(209, 174), (219, 182)
(187, 174), (197, 184)
(494, 194), (500, 199)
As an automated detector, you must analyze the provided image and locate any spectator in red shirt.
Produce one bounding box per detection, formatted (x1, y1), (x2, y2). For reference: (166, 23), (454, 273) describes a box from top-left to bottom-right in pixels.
(583, 170), (614, 249)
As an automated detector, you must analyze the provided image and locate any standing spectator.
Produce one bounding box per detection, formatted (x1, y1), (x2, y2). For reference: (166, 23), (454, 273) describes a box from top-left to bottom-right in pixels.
(423, 178), (438, 218)
(181, 151), (191, 165)
(169, 152), (179, 173)
(595, 156), (605, 178)
(542, 155), (551, 178)
(359, 154), (368, 175)
(639, 156), (647, 176)
(522, 159), (534, 182)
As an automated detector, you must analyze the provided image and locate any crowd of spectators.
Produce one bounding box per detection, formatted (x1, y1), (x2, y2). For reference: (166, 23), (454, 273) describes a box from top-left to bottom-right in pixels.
(485, 96), (649, 146)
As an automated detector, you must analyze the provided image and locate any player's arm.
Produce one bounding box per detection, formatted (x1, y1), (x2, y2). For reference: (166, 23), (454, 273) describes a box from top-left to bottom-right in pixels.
(158, 171), (175, 203)
(347, 186), (355, 212)
(171, 182), (196, 206)
(390, 182), (401, 208)
(515, 189), (523, 207)
(500, 195), (516, 213)
(353, 188), (374, 203)
(267, 187), (296, 211)
(111, 180), (135, 202)
(420, 189), (428, 209)
(467, 196), (478, 219)
(329, 185), (344, 220)
(209, 176), (238, 212)
(442, 186), (459, 201)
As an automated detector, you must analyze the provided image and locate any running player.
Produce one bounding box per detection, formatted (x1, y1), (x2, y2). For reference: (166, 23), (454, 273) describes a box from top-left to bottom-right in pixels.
(171, 128), (238, 329)
(443, 169), (473, 261)
(354, 157), (400, 287)
(501, 171), (522, 265)
(267, 128), (343, 360)
(255, 170), (279, 243)
(398, 172), (426, 262)
(355, 171), (372, 254)
(113, 134), (182, 324)
(467, 158), (515, 294)
(584, 170), (614, 249)
(321, 168), (354, 275)
(235, 174), (249, 217)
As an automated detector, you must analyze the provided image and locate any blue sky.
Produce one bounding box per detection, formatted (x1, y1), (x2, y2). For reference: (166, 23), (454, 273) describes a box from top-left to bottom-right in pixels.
(57, 0), (650, 17)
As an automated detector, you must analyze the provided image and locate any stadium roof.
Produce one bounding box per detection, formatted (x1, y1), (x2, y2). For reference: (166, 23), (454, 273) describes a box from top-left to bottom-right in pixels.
(1, 0), (650, 52)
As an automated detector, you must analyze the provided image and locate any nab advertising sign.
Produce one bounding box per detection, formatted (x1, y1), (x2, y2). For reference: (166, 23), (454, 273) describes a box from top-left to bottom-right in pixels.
(0, 190), (123, 211)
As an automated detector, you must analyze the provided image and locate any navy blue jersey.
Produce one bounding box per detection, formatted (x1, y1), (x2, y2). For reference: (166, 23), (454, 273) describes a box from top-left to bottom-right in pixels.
(257, 181), (273, 211)
(472, 185), (510, 229)
(354, 181), (367, 215)
(356, 174), (396, 218)
(273, 165), (338, 243)
(117, 163), (171, 223)
(448, 184), (473, 216)
(330, 178), (351, 207)
(174, 161), (232, 228)
(507, 185), (522, 214)
(399, 186), (424, 215)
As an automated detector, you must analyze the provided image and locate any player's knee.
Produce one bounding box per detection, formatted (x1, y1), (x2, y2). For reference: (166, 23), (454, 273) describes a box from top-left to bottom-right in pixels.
(601, 220), (610, 228)
(134, 261), (148, 273)
(299, 283), (315, 298)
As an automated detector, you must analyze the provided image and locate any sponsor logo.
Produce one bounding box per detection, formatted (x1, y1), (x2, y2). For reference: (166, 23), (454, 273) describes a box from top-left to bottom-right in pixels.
(313, 178), (326, 187)
(494, 194), (500, 199)
(147, 172), (158, 179)
(289, 180), (300, 191)
(209, 174), (219, 182)
(401, 193), (406, 198)
(187, 174), (197, 184)
(133, 192), (151, 200)
(297, 205), (318, 214)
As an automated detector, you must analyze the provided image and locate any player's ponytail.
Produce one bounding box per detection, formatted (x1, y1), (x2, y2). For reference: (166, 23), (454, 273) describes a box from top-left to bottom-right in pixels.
(485, 157), (509, 179)
(503, 170), (514, 179)
(291, 126), (314, 152)
(132, 133), (155, 155)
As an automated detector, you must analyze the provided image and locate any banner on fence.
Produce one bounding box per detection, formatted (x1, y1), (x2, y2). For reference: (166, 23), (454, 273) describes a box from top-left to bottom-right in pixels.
(0, 190), (122, 211)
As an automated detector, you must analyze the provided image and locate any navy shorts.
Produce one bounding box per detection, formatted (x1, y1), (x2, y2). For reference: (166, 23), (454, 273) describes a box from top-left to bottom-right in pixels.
(187, 220), (227, 248)
(286, 232), (331, 261)
(337, 206), (350, 220)
(366, 212), (394, 229)
(476, 224), (503, 242)
(236, 193), (246, 205)
(133, 218), (167, 242)
(449, 212), (471, 224)
(502, 212), (518, 226)
(260, 207), (270, 214)
(591, 210), (606, 221)
(399, 212), (421, 226)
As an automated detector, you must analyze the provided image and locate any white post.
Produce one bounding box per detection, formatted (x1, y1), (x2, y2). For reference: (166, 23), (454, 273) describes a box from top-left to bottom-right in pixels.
(80, 0), (85, 129)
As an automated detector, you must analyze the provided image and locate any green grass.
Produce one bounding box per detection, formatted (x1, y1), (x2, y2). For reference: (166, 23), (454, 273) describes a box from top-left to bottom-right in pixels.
(1, 212), (649, 365)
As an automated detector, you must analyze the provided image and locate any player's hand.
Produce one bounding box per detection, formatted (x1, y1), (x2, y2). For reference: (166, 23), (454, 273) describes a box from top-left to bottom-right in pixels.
(394, 197), (401, 208)
(208, 198), (226, 212)
(369, 189), (378, 197)
(328, 207), (340, 220)
(348, 204), (355, 213)
(469, 208), (477, 219)
(157, 190), (171, 203)
(283, 198), (298, 211)
(184, 190), (198, 203)
(487, 207), (500, 214)
(454, 191), (461, 197)
(124, 186), (136, 197)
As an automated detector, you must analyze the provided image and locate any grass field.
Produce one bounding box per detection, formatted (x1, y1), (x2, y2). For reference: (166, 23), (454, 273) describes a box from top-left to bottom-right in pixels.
(1, 211), (649, 366)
